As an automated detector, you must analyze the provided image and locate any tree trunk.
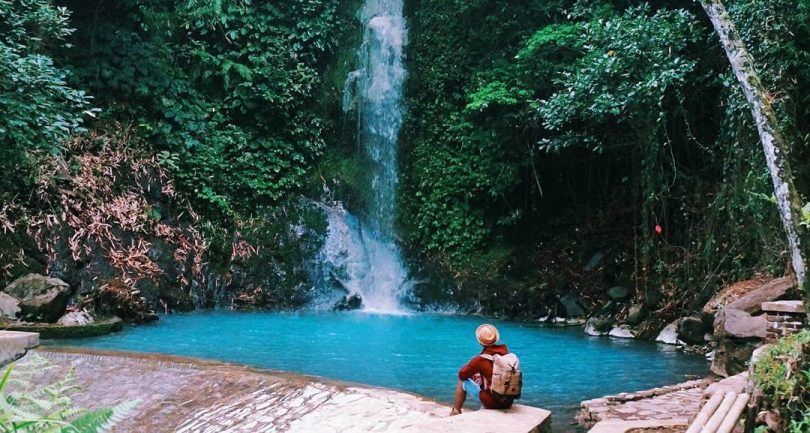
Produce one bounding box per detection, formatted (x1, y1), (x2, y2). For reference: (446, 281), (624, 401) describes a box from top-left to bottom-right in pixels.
(699, 0), (809, 301)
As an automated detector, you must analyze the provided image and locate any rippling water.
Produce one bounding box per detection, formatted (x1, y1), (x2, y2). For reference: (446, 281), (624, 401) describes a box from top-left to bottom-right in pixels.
(55, 311), (707, 430)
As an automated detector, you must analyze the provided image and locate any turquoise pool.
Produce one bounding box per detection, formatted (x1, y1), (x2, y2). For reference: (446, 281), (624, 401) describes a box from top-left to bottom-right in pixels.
(55, 311), (707, 430)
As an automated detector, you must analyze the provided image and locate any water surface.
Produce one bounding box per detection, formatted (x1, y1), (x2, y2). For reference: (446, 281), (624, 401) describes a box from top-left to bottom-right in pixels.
(56, 311), (707, 430)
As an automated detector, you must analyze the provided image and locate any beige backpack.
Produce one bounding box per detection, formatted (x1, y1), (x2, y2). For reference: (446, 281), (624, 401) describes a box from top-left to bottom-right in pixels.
(480, 353), (522, 399)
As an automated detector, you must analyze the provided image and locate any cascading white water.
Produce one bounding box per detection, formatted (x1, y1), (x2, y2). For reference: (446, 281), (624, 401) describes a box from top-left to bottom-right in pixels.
(318, 0), (410, 312)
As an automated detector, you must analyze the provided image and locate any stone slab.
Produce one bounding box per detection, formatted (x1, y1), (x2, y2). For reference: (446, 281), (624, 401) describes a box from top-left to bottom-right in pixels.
(0, 330), (40, 349)
(578, 379), (710, 429)
(761, 301), (805, 314)
(404, 405), (551, 433)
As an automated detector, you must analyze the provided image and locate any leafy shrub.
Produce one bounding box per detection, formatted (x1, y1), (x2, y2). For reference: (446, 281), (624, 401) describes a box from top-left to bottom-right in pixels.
(0, 0), (93, 201)
(752, 330), (810, 433)
(0, 355), (139, 432)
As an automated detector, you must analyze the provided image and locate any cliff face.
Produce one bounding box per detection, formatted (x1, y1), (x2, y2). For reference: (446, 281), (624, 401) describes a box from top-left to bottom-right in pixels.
(0, 128), (325, 321)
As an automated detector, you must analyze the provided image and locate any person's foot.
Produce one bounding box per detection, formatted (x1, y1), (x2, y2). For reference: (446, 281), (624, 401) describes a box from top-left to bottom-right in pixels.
(449, 407), (461, 417)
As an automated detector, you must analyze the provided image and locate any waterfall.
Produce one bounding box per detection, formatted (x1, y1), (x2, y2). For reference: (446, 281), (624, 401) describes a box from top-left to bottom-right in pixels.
(317, 0), (410, 313)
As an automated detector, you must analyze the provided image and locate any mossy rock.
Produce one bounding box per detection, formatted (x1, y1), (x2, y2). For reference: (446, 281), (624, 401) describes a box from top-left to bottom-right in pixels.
(3, 316), (123, 339)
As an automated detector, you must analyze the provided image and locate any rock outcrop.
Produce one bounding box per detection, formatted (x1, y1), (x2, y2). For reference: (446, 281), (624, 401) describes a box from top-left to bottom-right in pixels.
(4, 274), (71, 322)
(677, 316), (707, 345)
(707, 276), (796, 377)
(714, 308), (767, 339)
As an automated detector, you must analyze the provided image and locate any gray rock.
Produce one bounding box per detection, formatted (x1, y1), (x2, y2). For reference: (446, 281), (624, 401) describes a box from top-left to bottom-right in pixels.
(57, 310), (94, 326)
(677, 316), (705, 345)
(559, 295), (586, 317)
(332, 293), (363, 311)
(655, 321), (682, 345)
(584, 317), (608, 336)
(607, 286), (631, 301)
(608, 326), (635, 339)
(711, 338), (759, 377)
(0, 292), (20, 320)
(714, 308), (767, 339)
(4, 274), (70, 322)
(626, 304), (647, 325)
(585, 315), (616, 336)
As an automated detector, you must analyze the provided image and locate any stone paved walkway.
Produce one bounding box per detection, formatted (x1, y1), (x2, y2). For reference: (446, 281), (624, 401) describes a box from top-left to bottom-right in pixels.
(577, 379), (713, 429)
(19, 348), (550, 433)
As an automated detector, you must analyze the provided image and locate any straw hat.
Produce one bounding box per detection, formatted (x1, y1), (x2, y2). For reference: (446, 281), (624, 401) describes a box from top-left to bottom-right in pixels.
(475, 324), (499, 346)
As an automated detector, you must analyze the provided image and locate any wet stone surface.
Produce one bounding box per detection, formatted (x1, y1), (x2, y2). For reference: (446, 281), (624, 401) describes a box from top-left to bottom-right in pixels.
(26, 348), (448, 433)
(577, 379), (712, 429)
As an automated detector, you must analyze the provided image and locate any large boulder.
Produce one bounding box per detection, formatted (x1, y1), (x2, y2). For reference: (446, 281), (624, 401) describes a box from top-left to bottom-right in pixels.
(714, 308), (767, 339)
(0, 292), (21, 320)
(677, 316), (706, 345)
(3, 274), (71, 322)
(559, 295), (586, 317)
(607, 286), (631, 301)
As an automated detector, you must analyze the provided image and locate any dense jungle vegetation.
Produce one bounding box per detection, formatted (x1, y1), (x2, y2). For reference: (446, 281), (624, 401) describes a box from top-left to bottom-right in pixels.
(0, 0), (808, 322)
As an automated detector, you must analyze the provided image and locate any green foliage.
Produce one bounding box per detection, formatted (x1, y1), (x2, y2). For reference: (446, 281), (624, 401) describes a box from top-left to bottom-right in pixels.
(752, 330), (810, 432)
(0, 0), (93, 200)
(402, 0), (569, 270)
(0, 355), (139, 432)
(540, 6), (701, 147)
(60, 0), (346, 219)
(403, 0), (806, 313)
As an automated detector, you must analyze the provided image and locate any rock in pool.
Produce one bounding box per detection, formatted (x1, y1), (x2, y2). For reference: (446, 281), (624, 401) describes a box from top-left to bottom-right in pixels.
(655, 321), (682, 345)
(333, 293), (363, 311)
(608, 326), (635, 339)
(584, 316), (613, 336)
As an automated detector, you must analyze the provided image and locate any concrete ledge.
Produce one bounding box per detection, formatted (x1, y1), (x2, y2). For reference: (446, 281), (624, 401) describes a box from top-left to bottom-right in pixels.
(4, 317), (123, 339)
(588, 419), (688, 433)
(404, 405), (552, 433)
(0, 330), (40, 366)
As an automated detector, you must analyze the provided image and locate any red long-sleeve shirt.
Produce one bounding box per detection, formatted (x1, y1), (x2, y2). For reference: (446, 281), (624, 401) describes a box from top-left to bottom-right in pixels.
(458, 344), (514, 409)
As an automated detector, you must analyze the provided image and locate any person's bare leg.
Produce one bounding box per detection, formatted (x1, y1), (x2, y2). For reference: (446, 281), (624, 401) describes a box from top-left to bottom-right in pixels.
(450, 379), (465, 416)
